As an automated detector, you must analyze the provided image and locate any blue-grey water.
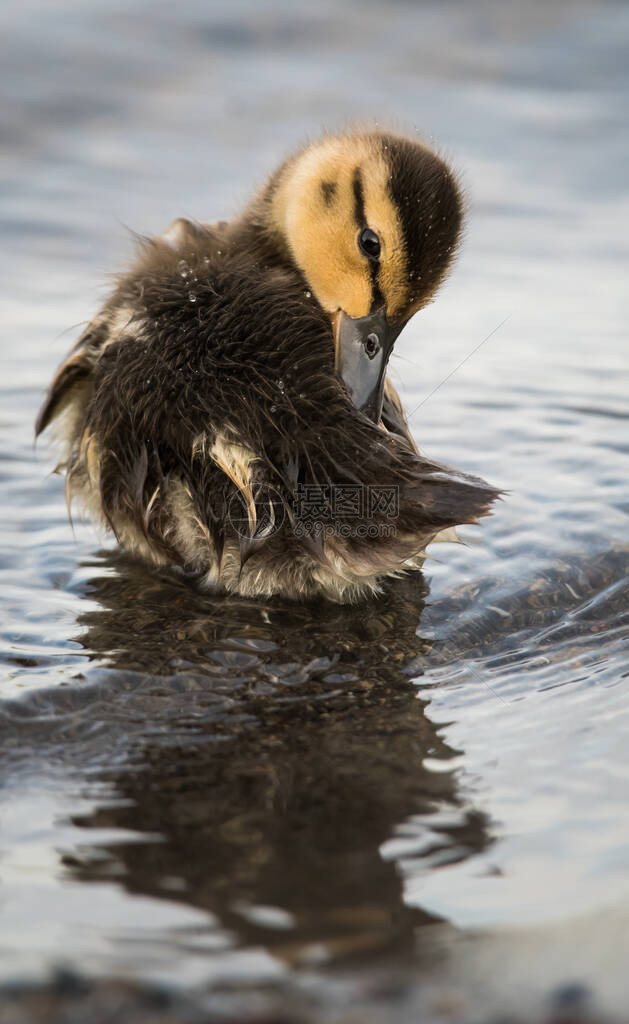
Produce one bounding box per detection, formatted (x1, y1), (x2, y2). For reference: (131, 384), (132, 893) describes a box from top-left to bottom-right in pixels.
(1, 1), (628, 1021)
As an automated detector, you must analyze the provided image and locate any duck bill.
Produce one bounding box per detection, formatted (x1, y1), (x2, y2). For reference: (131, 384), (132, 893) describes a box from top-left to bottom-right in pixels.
(334, 309), (404, 422)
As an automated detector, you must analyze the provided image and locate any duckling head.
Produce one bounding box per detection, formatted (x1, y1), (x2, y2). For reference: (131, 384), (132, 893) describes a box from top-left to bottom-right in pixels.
(268, 130), (463, 422)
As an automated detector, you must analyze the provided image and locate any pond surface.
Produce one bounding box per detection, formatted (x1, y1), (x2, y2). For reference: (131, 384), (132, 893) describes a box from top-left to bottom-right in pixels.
(1, 0), (628, 1020)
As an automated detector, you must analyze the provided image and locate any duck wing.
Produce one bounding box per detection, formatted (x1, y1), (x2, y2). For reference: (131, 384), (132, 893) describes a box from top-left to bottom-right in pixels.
(35, 219), (232, 440)
(35, 319), (106, 437)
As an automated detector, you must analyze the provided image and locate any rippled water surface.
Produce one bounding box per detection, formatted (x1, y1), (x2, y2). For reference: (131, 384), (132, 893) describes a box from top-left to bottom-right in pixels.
(1, 1), (628, 1020)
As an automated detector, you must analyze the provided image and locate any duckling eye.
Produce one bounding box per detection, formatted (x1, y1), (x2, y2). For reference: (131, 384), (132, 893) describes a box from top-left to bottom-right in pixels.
(358, 227), (381, 261)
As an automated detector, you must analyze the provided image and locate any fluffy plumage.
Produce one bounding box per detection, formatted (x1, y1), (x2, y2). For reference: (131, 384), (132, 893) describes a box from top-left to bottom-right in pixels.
(36, 130), (499, 602)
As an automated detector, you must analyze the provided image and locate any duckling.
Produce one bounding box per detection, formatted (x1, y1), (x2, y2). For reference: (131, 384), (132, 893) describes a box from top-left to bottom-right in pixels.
(36, 129), (499, 603)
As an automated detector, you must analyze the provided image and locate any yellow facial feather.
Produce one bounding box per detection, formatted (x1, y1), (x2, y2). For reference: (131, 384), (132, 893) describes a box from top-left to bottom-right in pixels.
(272, 135), (408, 319)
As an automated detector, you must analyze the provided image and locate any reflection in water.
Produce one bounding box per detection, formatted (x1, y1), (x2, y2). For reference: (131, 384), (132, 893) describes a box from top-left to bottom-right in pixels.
(61, 555), (491, 965)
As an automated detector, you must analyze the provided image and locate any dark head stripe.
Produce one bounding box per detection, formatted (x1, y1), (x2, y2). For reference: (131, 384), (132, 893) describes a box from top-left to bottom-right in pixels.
(383, 135), (462, 307)
(353, 167), (384, 312)
(352, 167), (366, 227)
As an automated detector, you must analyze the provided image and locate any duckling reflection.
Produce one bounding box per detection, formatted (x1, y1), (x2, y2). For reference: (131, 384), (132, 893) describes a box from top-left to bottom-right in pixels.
(66, 554), (491, 964)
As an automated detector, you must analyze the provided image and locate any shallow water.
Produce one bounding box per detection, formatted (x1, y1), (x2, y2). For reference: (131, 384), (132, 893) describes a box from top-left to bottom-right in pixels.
(1, 0), (628, 1020)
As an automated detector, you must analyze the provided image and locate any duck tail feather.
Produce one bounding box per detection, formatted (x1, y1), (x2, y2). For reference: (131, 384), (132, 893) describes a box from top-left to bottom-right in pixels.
(404, 463), (502, 529)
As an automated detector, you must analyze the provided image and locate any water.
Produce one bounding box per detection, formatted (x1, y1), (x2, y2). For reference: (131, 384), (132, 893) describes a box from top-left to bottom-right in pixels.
(1, 1), (628, 1020)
